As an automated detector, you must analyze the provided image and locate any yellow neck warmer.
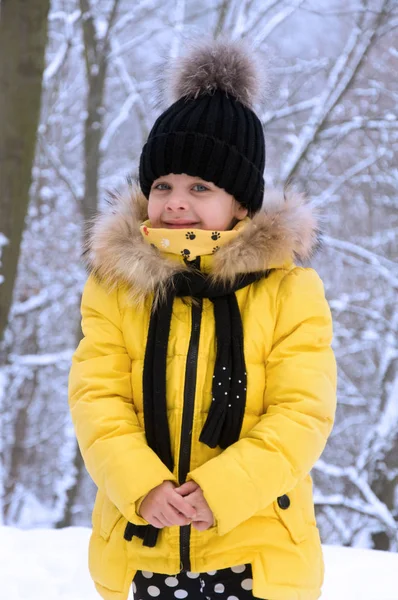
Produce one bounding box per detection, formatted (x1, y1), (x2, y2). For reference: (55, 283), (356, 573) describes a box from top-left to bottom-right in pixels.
(139, 218), (250, 262)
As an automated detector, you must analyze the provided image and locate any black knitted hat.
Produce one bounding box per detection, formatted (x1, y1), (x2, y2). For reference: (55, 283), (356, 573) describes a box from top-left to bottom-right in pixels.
(139, 40), (266, 214)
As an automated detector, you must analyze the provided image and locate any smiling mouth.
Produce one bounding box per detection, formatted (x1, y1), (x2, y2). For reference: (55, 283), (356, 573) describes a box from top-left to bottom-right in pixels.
(162, 221), (200, 228)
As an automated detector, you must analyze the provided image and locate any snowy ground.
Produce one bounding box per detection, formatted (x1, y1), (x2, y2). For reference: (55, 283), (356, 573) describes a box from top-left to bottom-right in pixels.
(1, 526), (397, 600)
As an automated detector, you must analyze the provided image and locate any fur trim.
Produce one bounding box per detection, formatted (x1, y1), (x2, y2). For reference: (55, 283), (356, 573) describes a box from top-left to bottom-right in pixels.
(84, 183), (188, 307)
(85, 183), (320, 305)
(167, 38), (266, 108)
(211, 188), (320, 284)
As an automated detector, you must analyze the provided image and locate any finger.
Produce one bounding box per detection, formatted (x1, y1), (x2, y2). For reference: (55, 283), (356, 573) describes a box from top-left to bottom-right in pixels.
(189, 489), (212, 513)
(168, 492), (197, 519)
(158, 511), (175, 527)
(191, 520), (212, 531)
(162, 505), (192, 527)
(150, 516), (165, 529)
(175, 481), (199, 496)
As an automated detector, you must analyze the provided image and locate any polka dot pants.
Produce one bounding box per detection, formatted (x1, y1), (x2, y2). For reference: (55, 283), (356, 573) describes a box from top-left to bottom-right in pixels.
(133, 564), (265, 599)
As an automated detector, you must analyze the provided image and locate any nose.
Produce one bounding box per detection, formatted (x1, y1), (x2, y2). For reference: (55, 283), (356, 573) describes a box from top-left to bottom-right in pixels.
(164, 192), (189, 211)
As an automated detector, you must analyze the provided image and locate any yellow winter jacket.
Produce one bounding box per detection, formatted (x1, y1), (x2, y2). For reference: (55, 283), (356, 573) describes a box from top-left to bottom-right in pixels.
(68, 186), (337, 600)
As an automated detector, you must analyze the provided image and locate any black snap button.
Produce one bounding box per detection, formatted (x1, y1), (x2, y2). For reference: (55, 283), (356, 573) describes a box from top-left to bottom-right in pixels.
(277, 494), (290, 509)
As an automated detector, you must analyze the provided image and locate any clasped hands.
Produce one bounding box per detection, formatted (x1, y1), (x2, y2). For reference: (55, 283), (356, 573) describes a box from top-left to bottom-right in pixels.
(139, 480), (214, 531)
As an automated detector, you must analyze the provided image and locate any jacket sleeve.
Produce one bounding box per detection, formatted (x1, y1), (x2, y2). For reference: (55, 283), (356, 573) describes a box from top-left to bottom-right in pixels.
(188, 267), (337, 536)
(68, 275), (177, 524)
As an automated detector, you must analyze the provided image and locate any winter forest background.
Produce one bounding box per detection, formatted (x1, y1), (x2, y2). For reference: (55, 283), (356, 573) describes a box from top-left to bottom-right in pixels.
(0, 0), (397, 557)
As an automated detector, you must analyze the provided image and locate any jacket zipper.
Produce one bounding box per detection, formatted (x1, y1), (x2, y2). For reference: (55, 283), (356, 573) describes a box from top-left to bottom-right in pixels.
(179, 298), (202, 572)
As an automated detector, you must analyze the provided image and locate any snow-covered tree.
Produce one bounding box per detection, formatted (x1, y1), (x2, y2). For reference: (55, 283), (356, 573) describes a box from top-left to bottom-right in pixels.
(1, 0), (397, 550)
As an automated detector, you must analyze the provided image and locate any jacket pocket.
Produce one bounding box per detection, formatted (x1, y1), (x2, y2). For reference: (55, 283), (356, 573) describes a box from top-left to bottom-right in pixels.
(273, 489), (307, 544)
(100, 494), (124, 541)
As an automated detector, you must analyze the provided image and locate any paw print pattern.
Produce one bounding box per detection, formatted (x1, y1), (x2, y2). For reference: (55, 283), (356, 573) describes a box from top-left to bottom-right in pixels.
(181, 249), (191, 259)
(185, 232), (196, 240)
(211, 231), (221, 241)
(212, 246), (220, 254)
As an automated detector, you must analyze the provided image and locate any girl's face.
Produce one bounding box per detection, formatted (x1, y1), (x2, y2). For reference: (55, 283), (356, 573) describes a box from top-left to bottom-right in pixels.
(148, 173), (248, 230)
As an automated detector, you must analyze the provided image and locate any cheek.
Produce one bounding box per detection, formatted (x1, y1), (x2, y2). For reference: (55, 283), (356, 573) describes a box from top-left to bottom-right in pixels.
(147, 198), (160, 222)
(204, 199), (234, 229)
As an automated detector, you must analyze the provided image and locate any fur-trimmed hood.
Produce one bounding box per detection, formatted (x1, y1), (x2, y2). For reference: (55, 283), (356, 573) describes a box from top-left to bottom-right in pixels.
(84, 184), (320, 305)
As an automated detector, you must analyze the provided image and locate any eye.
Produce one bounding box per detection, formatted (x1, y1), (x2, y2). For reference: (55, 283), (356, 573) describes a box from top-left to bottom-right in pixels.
(193, 184), (209, 192)
(153, 182), (170, 191)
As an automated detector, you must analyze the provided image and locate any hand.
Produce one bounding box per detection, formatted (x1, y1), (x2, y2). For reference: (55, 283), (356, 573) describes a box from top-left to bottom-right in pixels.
(139, 481), (197, 529)
(175, 481), (215, 531)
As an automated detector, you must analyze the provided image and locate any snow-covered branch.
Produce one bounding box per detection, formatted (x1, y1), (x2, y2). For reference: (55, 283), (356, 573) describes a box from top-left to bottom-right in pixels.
(11, 285), (65, 317)
(0, 232), (9, 286)
(271, 57), (331, 75)
(319, 116), (398, 139)
(8, 350), (74, 367)
(40, 138), (83, 202)
(314, 493), (395, 525)
(323, 235), (398, 287)
(169, 0), (186, 59)
(312, 149), (387, 208)
(237, 0), (280, 39)
(315, 460), (397, 530)
(281, 4), (383, 182)
(113, 0), (160, 34)
(262, 98), (318, 125)
(100, 91), (141, 152)
(251, 0), (306, 48)
(330, 414), (368, 438)
(107, 37), (152, 139)
(44, 41), (70, 84)
(356, 374), (398, 473)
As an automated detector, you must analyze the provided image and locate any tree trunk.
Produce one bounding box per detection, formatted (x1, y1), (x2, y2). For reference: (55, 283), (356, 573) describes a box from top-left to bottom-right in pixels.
(55, 0), (120, 528)
(0, 0), (50, 347)
(80, 0), (120, 238)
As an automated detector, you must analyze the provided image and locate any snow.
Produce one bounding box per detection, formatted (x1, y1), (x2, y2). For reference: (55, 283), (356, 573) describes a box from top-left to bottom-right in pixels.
(1, 526), (398, 600)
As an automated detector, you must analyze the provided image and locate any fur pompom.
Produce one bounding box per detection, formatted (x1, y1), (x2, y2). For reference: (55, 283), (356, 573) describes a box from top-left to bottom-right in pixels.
(167, 38), (266, 108)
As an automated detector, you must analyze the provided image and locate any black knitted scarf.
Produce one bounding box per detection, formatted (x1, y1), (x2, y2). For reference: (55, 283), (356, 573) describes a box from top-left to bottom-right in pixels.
(124, 264), (269, 547)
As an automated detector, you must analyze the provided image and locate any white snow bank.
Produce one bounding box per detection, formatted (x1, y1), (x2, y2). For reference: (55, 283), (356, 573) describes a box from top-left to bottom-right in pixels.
(1, 526), (397, 600)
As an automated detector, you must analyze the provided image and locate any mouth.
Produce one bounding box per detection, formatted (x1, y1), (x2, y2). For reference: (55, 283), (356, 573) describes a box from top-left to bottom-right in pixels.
(162, 221), (200, 229)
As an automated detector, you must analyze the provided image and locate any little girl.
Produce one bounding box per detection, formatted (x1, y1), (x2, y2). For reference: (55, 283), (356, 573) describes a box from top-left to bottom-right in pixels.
(69, 39), (337, 600)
